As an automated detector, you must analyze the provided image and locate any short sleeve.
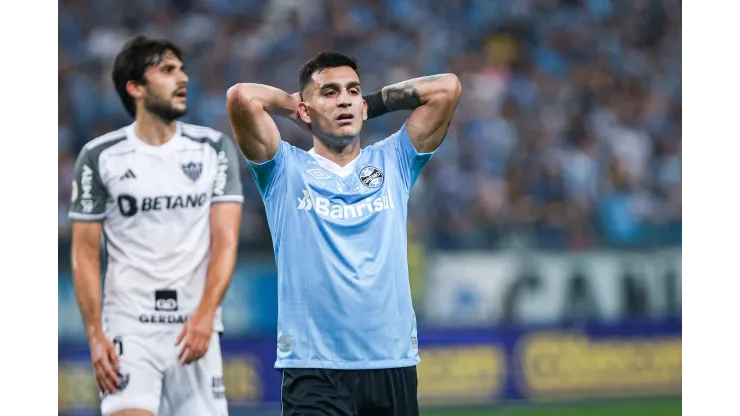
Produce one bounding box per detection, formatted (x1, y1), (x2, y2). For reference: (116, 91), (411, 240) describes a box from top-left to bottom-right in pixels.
(247, 141), (289, 199)
(68, 147), (108, 222)
(212, 135), (245, 203)
(380, 122), (435, 192)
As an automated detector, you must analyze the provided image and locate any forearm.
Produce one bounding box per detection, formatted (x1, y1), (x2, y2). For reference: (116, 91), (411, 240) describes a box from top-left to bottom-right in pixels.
(71, 252), (103, 340)
(364, 74), (458, 118)
(227, 83), (296, 119)
(196, 238), (238, 317)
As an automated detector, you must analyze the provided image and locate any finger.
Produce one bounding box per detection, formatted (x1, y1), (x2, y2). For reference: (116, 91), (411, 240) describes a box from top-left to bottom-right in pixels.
(176, 325), (187, 346)
(197, 341), (210, 361)
(189, 351), (204, 365)
(181, 348), (193, 365)
(188, 347), (204, 364)
(96, 375), (109, 395)
(108, 346), (120, 373)
(178, 343), (190, 362)
(101, 360), (121, 389)
(95, 373), (109, 394)
(189, 340), (207, 364)
(96, 369), (116, 395)
(183, 341), (205, 365)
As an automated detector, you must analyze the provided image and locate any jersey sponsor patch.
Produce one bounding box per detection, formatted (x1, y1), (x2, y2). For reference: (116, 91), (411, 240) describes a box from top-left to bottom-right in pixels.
(117, 193), (208, 217)
(80, 164), (95, 212)
(155, 290), (178, 311)
(138, 290), (190, 324)
(297, 190), (394, 220)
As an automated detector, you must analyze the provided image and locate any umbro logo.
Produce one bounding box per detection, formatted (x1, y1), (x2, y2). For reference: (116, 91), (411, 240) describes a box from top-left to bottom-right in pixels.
(119, 169), (136, 180)
(307, 168), (331, 180)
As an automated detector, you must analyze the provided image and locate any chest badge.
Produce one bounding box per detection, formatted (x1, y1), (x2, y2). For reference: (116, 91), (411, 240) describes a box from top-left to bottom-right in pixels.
(182, 162), (203, 182)
(359, 165), (384, 188)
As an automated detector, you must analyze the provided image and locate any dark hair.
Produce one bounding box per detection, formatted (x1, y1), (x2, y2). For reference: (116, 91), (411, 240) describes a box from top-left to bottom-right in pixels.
(112, 36), (184, 117)
(298, 52), (360, 96)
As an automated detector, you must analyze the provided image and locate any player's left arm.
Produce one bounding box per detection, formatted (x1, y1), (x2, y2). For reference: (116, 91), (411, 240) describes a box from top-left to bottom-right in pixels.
(178, 136), (244, 365)
(364, 73), (462, 153)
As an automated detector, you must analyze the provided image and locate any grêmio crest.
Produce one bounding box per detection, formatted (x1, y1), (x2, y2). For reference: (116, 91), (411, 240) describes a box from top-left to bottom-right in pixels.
(359, 165), (384, 188)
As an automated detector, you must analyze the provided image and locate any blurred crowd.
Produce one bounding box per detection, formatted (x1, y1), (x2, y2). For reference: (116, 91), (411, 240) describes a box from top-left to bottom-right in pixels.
(59, 0), (681, 250)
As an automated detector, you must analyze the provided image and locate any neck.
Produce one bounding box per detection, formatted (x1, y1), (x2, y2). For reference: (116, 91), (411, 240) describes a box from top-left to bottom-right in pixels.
(312, 136), (361, 167)
(134, 110), (178, 146)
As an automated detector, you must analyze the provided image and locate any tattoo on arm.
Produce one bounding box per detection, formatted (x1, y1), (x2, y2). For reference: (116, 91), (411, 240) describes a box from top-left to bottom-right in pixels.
(382, 75), (443, 111)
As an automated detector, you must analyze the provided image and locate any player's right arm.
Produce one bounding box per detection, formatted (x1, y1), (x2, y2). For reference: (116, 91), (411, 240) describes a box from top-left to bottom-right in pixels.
(68, 146), (120, 395)
(225, 83), (308, 163)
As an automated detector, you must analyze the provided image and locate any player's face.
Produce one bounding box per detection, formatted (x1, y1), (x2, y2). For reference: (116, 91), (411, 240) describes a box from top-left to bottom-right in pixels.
(299, 66), (368, 147)
(141, 51), (189, 122)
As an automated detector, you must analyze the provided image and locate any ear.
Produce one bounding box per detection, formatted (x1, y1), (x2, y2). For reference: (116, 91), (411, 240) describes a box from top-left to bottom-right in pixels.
(125, 80), (145, 101)
(298, 101), (312, 124)
(362, 99), (368, 121)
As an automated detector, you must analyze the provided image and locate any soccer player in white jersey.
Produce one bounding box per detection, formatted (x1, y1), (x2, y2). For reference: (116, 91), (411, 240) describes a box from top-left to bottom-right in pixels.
(69, 36), (243, 416)
(226, 53), (461, 415)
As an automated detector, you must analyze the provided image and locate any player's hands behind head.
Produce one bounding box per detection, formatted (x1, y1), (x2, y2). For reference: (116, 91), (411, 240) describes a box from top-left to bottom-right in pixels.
(89, 333), (121, 395)
(176, 311), (214, 365)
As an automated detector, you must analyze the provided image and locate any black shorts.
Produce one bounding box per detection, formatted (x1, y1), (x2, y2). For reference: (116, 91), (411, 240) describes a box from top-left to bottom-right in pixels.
(280, 366), (419, 416)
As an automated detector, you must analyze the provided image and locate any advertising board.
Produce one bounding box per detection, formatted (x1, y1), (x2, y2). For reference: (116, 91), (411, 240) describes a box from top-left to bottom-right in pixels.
(59, 320), (681, 412)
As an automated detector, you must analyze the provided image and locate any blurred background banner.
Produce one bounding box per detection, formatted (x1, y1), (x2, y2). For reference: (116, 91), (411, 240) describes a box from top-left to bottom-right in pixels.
(60, 320), (681, 413)
(424, 248), (681, 326)
(58, 0), (681, 414)
(60, 248), (681, 341)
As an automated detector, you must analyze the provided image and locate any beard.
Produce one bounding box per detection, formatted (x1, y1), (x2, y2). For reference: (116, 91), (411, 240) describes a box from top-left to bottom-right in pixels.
(313, 119), (362, 150)
(316, 133), (358, 150)
(143, 90), (187, 123)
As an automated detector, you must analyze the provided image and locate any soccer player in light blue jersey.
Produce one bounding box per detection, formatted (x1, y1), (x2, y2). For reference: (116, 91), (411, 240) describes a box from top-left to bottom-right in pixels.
(226, 52), (461, 416)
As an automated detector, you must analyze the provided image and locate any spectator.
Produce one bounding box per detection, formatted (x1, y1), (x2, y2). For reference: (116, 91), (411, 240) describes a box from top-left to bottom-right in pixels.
(58, 0), (681, 250)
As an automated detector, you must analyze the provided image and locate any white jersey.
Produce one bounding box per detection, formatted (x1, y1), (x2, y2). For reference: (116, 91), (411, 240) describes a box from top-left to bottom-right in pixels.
(69, 122), (244, 335)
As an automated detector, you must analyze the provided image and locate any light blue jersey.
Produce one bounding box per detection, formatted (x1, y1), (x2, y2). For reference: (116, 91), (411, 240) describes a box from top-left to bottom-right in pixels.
(248, 122), (434, 370)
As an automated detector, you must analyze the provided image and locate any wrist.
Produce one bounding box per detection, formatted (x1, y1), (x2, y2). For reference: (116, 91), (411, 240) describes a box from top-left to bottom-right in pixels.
(364, 90), (389, 120)
(194, 304), (217, 319)
(85, 325), (104, 342)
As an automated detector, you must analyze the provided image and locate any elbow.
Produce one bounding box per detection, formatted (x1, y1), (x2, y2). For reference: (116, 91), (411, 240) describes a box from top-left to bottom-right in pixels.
(440, 73), (462, 102)
(226, 83), (263, 115)
(429, 74), (461, 105)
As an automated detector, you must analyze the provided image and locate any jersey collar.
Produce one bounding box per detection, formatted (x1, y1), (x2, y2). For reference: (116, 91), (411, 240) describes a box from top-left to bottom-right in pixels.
(126, 122), (182, 152)
(308, 148), (361, 178)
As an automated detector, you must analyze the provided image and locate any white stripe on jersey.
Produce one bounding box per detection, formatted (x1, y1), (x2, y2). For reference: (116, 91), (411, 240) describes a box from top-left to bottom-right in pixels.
(84, 127), (127, 151)
(212, 195), (245, 203)
(68, 212), (106, 221)
(180, 123), (222, 142)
